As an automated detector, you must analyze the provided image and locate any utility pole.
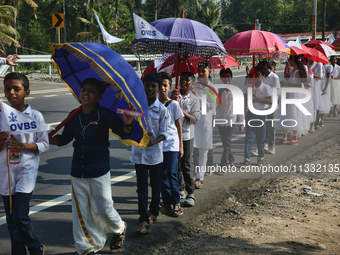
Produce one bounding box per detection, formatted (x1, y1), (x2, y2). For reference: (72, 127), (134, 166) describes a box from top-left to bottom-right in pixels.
(63, 0), (66, 42)
(312, 0), (317, 40)
(322, 0), (327, 41)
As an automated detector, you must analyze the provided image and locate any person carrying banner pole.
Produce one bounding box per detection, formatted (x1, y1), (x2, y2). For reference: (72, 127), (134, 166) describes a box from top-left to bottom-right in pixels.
(0, 72), (50, 255)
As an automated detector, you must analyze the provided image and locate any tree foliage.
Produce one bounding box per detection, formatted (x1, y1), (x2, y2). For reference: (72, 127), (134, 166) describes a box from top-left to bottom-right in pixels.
(2, 0), (339, 55)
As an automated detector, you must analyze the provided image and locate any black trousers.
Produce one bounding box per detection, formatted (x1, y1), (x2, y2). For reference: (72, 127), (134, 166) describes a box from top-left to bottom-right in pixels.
(178, 139), (195, 195)
(3, 192), (42, 255)
(218, 125), (235, 165)
(135, 163), (162, 223)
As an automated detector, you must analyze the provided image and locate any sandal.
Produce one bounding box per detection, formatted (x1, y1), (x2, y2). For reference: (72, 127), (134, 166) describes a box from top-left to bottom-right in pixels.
(240, 161), (250, 167)
(288, 140), (299, 145)
(279, 139), (288, 144)
(173, 206), (183, 217)
(257, 160), (265, 166)
(159, 205), (173, 214)
(308, 129), (315, 133)
(110, 221), (127, 250)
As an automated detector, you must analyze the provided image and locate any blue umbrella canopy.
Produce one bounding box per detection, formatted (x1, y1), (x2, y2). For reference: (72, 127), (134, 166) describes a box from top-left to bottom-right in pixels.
(51, 42), (149, 147)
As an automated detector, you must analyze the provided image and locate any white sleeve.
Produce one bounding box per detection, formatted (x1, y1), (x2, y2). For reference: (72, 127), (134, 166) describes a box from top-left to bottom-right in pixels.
(0, 58), (6, 65)
(173, 101), (184, 120)
(34, 112), (49, 155)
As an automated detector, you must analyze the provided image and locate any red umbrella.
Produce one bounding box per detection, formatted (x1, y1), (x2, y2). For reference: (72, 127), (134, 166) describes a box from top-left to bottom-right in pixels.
(332, 38), (340, 51)
(224, 30), (288, 89)
(289, 46), (312, 57)
(307, 48), (328, 64)
(142, 54), (240, 78)
(224, 30), (288, 56)
(305, 40), (336, 51)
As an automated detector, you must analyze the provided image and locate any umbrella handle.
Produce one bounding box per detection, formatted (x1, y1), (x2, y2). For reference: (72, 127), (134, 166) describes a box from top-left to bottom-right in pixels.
(48, 105), (83, 138)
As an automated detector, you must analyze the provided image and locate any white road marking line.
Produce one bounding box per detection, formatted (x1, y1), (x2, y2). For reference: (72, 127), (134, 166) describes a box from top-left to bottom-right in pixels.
(43, 95), (58, 98)
(0, 88), (69, 98)
(0, 171), (136, 226)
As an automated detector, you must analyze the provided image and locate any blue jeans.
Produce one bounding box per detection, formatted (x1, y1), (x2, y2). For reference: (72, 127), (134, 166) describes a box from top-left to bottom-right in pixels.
(135, 163), (162, 223)
(3, 192), (42, 255)
(244, 111), (267, 162)
(161, 152), (180, 207)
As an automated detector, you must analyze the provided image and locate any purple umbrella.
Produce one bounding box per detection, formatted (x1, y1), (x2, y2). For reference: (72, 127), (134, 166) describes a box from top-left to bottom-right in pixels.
(133, 18), (226, 58)
(132, 17), (226, 90)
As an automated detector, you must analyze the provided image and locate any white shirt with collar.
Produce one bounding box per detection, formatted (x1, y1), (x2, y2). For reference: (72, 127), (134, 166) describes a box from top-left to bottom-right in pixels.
(243, 82), (273, 110)
(130, 98), (168, 165)
(178, 91), (200, 141)
(263, 71), (281, 95)
(162, 100), (184, 152)
(0, 104), (49, 196)
(217, 89), (244, 127)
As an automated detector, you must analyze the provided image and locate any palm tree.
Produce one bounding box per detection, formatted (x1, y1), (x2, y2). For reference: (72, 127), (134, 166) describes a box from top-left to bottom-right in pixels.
(0, 5), (20, 48)
(195, 0), (236, 33)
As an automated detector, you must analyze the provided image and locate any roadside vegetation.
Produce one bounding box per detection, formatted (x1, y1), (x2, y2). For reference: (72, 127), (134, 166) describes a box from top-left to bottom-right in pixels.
(0, 0), (339, 57)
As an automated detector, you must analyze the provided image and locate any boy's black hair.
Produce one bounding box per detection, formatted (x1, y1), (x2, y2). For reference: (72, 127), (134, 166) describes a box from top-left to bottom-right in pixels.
(180, 71), (195, 82)
(158, 72), (172, 86)
(270, 60), (276, 67)
(4, 72), (29, 90)
(258, 59), (272, 69)
(143, 72), (163, 88)
(198, 60), (212, 70)
(219, 68), (233, 78)
(330, 56), (337, 61)
(81, 78), (105, 95)
(254, 66), (266, 75)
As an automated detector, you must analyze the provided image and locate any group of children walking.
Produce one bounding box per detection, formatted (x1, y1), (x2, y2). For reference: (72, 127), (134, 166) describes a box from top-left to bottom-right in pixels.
(1, 53), (339, 254)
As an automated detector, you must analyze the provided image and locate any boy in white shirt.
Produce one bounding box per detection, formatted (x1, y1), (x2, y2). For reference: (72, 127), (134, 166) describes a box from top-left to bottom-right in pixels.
(258, 60), (280, 154)
(130, 73), (168, 234)
(217, 68), (244, 170)
(242, 67), (273, 166)
(192, 61), (216, 189)
(170, 72), (201, 207)
(0, 73), (48, 255)
(158, 72), (184, 216)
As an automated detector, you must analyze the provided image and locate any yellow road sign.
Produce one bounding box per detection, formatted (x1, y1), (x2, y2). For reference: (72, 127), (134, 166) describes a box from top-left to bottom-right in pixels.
(52, 13), (64, 28)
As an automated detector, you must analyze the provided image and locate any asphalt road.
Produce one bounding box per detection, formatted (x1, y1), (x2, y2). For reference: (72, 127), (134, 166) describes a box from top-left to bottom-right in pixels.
(0, 68), (319, 255)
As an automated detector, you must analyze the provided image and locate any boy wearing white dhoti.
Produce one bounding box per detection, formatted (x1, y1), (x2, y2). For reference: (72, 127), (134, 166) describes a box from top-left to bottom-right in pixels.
(50, 78), (133, 255)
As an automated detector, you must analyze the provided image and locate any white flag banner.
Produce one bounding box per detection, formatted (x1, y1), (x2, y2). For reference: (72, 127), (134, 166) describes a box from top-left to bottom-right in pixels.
(0, 101), (52, 134)
(133, 13), (168, 41)
(327, 34), (335, 44)
(296, 35), (301, 44)
(94, 12), (124, 44)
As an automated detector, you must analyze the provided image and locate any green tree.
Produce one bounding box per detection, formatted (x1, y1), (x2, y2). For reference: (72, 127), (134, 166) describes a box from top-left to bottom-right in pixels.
(0, 5), (20, 48)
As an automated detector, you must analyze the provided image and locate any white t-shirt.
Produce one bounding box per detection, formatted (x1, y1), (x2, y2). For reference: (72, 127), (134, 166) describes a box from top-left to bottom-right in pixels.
(263, 71), (280, 94)
(162, 100), (184, 152)
(243, 83), (273, 110)
(178, 91), (201, 141)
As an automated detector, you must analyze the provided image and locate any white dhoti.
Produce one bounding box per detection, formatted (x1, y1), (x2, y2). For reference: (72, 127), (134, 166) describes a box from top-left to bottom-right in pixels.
(71, 172), (124, 255)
